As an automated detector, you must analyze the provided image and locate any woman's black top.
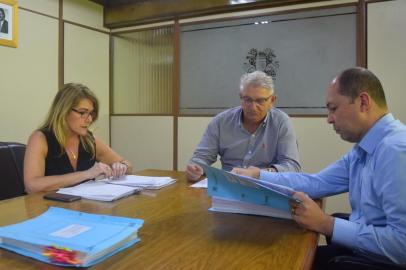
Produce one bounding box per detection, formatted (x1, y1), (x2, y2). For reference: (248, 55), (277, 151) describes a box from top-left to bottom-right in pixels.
(40, 129), (96, 176)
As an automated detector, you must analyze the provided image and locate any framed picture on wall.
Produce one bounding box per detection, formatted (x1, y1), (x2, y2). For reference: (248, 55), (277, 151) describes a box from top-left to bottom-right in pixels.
(0, 0), (18, 48)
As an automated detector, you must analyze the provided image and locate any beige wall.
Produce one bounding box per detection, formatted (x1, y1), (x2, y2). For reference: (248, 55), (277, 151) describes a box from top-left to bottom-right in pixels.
(368, 0), (406, 124)
(111, 116), (174, 171)
(0, 1), (109, 145)
(64, 23), (110, 142)
(0, 10), (58, 143)
(63, 0), (108, 32)
(178, 117), (213, 170)
(19, 0), (59, 17)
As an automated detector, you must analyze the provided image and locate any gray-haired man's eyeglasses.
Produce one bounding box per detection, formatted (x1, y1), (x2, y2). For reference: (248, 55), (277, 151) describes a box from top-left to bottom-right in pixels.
(240, 95), (272, 105)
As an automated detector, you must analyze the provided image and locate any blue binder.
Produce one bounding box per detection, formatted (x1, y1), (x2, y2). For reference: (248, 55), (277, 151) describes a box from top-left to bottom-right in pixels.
(200, 164), (299, 213)
(0, 207), (144, 267)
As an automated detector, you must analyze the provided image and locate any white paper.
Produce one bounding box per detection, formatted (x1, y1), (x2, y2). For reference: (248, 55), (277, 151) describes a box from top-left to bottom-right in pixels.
(50, 224), (91, 238)
(190, 178), (208, 188)
(106, 175), (176, 189)
(57, 181), (139, 201)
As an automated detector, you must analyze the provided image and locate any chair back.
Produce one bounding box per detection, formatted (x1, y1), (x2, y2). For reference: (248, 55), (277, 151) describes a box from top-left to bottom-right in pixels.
(328, 255), (406, 270)
(0, 142), (26, 200)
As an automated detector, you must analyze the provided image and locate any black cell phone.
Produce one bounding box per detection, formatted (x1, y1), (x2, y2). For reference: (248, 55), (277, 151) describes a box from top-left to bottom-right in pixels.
(43, 192), (81, 202)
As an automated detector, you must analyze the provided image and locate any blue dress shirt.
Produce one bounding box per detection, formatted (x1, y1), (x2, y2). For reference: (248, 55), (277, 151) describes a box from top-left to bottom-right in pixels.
(259, 113), (406, 264)
(190, 106), (301, 172)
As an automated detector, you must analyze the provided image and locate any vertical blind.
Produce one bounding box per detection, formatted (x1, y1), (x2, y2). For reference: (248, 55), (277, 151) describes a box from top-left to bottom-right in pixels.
(112, 27), (174, 114)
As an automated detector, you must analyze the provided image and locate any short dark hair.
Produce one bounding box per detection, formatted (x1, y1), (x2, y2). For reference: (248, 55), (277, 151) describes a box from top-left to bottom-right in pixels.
(0, 8), (5, 16)
(337, 67), (387, 108)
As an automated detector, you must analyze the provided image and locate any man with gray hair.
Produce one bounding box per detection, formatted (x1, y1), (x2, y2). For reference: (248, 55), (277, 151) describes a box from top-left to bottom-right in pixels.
(186, 71), (301, 181)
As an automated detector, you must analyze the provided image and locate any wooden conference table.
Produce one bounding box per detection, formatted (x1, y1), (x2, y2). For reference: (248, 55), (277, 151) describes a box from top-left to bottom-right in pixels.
(0, 170), (318, 270)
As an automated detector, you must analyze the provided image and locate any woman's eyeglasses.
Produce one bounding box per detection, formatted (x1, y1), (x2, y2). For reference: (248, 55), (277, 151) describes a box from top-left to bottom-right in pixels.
(71, 108), (96, 119)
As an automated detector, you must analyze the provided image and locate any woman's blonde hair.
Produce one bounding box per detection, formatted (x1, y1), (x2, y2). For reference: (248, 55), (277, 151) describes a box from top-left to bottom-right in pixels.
(40, 83), (99, 157)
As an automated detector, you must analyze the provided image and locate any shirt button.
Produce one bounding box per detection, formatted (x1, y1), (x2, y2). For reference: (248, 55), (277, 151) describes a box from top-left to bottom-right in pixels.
(248, 151), (252, 154)
(252, 134), (255, 138)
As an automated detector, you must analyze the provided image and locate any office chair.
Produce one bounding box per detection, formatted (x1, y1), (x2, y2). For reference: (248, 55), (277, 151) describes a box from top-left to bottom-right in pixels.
(0, 142), (26, 200)
(326, 213), (406, 270)
(327, 254), (406, 270)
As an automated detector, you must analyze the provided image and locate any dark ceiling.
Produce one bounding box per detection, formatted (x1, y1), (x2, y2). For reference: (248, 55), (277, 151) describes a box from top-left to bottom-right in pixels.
(90, 0), (330, 28)
(90, 0), (147, 7)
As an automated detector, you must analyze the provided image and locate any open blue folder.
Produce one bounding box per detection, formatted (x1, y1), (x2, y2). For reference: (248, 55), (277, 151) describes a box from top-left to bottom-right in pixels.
(0, 207), (143, 267)
(199, 163), (299, 218)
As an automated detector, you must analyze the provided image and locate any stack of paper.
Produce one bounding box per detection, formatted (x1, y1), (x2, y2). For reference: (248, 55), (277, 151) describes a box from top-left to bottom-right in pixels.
(57, 181), (140, 202)
(107, 175), (177, 190)
(56, 175), (176, 202)
(0, 207), (143, 267)
(211, 196), (291, 219)
(198, 163), (299, 219)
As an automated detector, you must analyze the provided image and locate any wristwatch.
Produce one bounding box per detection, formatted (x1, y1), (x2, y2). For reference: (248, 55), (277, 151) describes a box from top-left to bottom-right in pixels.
(119, 160), (130, 168)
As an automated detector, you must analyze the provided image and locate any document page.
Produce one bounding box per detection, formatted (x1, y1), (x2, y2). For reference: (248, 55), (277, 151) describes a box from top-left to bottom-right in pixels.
(107, 175), (176, 189)
(57, 181), (139, 201)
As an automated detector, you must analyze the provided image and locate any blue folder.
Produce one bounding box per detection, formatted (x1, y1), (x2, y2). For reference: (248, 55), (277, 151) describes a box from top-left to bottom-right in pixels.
(0, 207), (144, 267)
(200, 163), (298, 212)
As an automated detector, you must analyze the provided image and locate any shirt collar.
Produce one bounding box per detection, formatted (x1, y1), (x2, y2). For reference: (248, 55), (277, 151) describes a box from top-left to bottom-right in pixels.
(238, 107), (243, 127)
(357, 113), (394, 154)
(238, 107), (270, 128)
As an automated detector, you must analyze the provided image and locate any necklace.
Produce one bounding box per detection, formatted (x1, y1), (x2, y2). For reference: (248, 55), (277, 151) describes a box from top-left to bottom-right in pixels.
(68, 149), (77, 160)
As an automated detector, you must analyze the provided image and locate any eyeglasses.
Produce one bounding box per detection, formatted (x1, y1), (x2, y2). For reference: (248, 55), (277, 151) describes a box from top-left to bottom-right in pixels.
(240, 95), (272, 105)
(71, 108), (96, 119)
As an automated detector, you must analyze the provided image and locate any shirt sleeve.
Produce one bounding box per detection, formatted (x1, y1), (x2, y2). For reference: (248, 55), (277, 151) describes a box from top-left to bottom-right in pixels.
(270, 116), (301, 173)
(260, 153), (350, 198)
(189, 117), (220, 166)
(332, 143), (406, 265)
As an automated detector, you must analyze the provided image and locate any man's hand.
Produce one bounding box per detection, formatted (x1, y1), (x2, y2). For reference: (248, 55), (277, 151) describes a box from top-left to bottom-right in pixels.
(186, 164), (204, 182)
(289, 191), (334, 236)
(231, 166), (261, 179)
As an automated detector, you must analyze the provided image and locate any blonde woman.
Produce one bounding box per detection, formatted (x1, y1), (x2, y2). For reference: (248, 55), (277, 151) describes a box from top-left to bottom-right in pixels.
(24, 83), (132, 193)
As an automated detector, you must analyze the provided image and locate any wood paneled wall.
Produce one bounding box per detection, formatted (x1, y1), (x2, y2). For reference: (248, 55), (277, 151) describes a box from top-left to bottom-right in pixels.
(96, 0), (326, 28)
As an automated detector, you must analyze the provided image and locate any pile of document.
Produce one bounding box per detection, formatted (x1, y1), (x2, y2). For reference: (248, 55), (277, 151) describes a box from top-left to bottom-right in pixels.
(57, 175), (176, 201)
(108, 175), (176, 190)
(57, 181), (140, 202)
(199, 163), (298, 219)
(211, 196), (291, 219)
(0, 207), (144, 267)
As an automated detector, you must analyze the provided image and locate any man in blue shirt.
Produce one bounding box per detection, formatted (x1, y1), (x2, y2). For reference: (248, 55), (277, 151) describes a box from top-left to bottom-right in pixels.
(186, 71), (301, 181)
(233, 67), (406, 268)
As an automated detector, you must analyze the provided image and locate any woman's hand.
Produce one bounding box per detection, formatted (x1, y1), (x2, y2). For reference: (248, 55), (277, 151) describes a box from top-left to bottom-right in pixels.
(111, 161), (128, 179)
(87, 162), (113, 179)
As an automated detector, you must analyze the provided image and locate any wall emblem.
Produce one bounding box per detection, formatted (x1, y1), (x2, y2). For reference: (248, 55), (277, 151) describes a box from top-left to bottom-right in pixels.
(243, 48), (279, 80)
